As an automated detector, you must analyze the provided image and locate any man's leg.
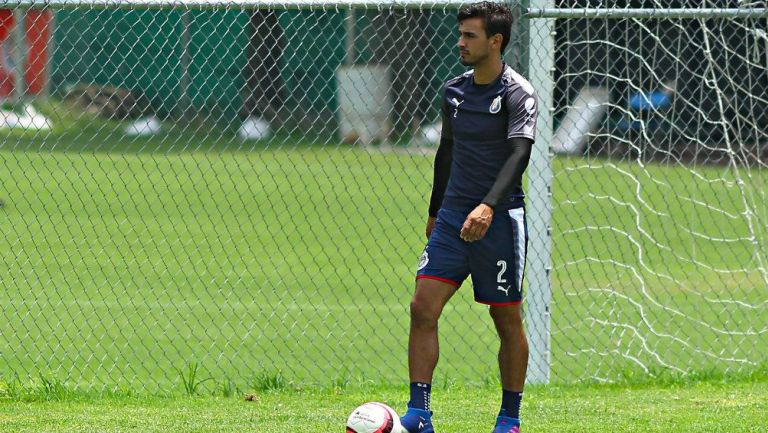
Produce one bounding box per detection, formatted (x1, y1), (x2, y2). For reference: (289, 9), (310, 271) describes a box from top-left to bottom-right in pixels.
(409, 277), (458, 382)
(490, 305), (528, 432)
(239, 9), (284, 140)
(402, 277), (459, 433)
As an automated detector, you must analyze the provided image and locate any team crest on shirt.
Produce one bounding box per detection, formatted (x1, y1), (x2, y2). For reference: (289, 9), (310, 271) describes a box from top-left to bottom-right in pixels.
(417, 250), (429, 270)
(523, 97), (537, 133)
(490, 95), (502, 114)
(524, 97), (536, 115)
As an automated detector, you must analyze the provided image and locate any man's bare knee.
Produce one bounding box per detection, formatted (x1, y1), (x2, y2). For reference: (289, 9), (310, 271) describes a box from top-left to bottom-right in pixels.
(410, 296), (441, 329)
(489, 305), (524, 339)
(410, 279), (457, 329)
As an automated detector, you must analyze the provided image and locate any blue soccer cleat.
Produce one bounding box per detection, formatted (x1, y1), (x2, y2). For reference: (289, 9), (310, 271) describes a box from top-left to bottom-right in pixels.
(400, 407), (435, 433)
(491, 415), (520, 433)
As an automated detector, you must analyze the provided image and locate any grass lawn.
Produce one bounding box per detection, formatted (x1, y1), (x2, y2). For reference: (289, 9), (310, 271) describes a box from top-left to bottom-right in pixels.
(1, 117), (766, 391)
(1, 377), (766, 432)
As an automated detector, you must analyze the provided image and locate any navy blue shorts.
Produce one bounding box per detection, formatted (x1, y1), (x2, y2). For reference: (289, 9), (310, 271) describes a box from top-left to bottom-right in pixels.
(416, 207), (528, 305)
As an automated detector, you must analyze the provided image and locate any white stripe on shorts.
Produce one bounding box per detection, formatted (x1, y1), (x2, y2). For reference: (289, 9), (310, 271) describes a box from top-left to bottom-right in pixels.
(508, 207), (526, 292)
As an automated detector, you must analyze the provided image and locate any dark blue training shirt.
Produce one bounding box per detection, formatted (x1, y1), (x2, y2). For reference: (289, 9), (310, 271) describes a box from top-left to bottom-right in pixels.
(439, 63), (538, 213)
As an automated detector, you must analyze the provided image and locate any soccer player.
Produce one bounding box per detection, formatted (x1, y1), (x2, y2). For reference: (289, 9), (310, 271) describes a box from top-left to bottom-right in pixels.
(400, 2), (538, 433)
(238, 8), (285, 140)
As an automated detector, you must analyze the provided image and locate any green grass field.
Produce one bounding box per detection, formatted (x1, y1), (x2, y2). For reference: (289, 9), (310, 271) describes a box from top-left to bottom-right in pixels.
(1, 378), (767, 432)
(1, 117), (766, 395)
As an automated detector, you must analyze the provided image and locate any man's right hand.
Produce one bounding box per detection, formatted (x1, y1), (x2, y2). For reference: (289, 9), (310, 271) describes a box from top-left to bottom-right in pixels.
(426, 216), (437, 240)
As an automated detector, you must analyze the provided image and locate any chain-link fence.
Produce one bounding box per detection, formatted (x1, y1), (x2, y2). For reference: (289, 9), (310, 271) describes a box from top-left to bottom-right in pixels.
(0, 0), (766, 392)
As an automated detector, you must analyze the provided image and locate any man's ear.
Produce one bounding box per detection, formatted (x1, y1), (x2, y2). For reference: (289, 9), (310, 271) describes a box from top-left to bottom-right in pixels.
(490, 33), (503, 50)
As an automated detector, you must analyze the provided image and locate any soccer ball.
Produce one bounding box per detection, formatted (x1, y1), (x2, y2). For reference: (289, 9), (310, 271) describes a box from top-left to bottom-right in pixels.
(346, 402), (404, 433)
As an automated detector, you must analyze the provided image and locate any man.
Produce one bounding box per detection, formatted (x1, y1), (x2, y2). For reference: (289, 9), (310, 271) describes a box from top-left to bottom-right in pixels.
(400, 2), (538, 433)
(238, 8), (285, 140)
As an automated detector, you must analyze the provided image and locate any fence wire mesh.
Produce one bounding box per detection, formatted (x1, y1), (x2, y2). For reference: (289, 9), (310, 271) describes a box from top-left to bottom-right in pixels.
(543, 3), (767, 382)
(0, 1), (766, 393)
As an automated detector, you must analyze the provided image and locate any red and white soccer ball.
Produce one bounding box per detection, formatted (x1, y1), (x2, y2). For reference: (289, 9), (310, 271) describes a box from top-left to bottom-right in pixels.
(346, 402), (404, 433)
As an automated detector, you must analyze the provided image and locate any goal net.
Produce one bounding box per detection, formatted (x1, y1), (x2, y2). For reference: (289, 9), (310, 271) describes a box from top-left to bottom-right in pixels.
(539, 4), (767, 381)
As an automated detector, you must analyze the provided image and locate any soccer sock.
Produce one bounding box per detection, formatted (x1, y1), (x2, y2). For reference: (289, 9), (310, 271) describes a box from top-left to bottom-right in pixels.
(498, 389), (523, 419)
(408, 382), (432, 412)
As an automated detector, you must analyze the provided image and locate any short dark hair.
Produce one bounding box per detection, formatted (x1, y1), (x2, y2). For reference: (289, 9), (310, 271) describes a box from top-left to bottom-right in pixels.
(457, 1), (514, 52)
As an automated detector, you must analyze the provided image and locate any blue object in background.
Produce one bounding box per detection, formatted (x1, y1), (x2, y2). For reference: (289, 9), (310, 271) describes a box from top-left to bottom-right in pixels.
(617, 87), (674, 131)
(629, 90), (673, 111)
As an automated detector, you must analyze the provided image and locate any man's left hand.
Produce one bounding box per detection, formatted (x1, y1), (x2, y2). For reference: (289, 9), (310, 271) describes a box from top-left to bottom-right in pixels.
(460, 204), (494, 242)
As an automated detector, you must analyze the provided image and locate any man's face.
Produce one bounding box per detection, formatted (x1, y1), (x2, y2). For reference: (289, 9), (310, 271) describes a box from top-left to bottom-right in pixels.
(457, 17), (497, 66)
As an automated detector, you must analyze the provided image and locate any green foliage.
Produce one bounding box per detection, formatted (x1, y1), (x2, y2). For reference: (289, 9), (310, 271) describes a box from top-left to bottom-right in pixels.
(0, 378), (766, 432)
(250, 371), (292, 392)
(328, 369), (351, 392)
(215, 378), (238, 398)
(438, 374), (459, 391)
(35, 373), (72, 401)
(0, 373), (22, 401)
(176, 363), (213, 397)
